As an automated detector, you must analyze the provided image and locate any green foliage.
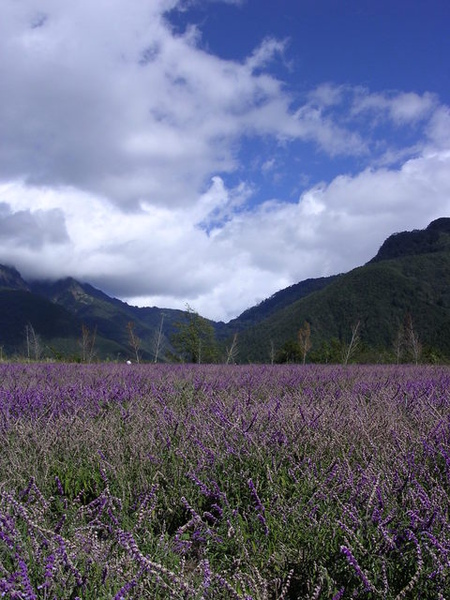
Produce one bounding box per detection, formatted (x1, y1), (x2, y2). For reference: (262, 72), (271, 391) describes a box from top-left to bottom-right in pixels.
(310, 337), (344, 363)
(237, 242), (450, 362)
(227, 275), (339, 329)
(171, 305), (218, 363)
(0, 290), (80, 352)
(275, 339), (302, 363)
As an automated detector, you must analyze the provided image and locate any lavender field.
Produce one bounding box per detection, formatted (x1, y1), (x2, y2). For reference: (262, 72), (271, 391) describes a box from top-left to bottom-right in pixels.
(0, 363), (449, 599)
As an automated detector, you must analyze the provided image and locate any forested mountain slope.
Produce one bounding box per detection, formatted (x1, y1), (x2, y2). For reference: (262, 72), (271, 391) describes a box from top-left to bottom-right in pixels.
(234, 218), (450, 362)
(0, 218), (449, 362)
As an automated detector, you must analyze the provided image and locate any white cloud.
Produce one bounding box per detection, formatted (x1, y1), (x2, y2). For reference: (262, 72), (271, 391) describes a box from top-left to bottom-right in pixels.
(0, 1), (377, 210)
(1, 144), (450, 321)
(351, 89), (437, 125)
(0, 202), (68, 249)
(0, 1), (449, 321)
(426, 105), (450, 149)
(245, 37), (287, 71)
(307, 83), (345, 108)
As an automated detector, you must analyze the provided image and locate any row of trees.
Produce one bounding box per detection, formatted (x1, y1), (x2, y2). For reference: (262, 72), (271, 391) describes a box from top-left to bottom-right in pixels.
(19, 322), (98, 363)
(163, 310), (426, 365)
(16, 310), (431, 365)
(275, 314), (425, 365)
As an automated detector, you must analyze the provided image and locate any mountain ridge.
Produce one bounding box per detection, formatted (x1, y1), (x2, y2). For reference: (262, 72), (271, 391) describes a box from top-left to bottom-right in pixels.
(235, 217), (450, 361)
(1, 217), (449, 361)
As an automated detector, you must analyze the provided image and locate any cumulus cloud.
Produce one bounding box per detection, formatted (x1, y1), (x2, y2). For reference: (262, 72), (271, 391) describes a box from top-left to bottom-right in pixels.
(0, 0), (378, 210)
(222, 152), (450, 269)
(245, 37), (287, 71)
(0, 203), (68, 249)
(426, 106), (450, 149)
(0, 1), (449, 320)
(2, 147), (450, 321)
(351, 89), (437, 124)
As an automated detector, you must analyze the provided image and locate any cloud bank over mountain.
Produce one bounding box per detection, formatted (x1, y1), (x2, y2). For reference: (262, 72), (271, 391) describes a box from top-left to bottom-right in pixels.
(1, 0), (449, 320)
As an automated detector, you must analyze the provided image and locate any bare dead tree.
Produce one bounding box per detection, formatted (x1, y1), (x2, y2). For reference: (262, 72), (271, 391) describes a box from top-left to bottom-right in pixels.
(226, 333), (239, 364)
(153, 313), (165, 363)
(25, 324), (30, 361)
(269, 340), (276, 365)
(25, 323), (43, 361)
(298, 321), (312, 365)
(79, 324), (97, 363)
(393, 323), (405, 364)
(127, 321), (141, 364)
(404, 313), (422, 364)
(342, 320), (360, 365)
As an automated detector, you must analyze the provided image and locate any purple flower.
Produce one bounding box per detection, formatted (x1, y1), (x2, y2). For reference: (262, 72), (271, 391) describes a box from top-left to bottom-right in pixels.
(340, 545), (373, 592)
(18, 556), (37, 600)
(248, 479), (269, 535)
(37, 553), (56, 590)
(202, 559), (211, 591)
(113, 578), (137, 600)
(55, 476), (65, 496)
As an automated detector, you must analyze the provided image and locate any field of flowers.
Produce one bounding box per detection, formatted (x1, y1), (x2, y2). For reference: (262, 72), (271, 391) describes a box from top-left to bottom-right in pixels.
(0, 363), (449, 599)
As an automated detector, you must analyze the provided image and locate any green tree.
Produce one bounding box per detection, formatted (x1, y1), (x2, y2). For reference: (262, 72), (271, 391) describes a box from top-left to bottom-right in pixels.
(309, 338), (343, 364)
(172, 305), (218, 363)
(275, 339), (302, 363)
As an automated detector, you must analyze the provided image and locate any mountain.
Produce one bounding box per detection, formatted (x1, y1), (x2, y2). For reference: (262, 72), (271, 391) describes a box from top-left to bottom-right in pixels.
(0, 264), (81, 357)
(226, 275), (340, 331)
(0, 217), (450, 362)
(0, 264), (29, 291)
(0, 288), (81, 357)
(30, 278), (187, 361)
(368, 217), (450, 263)
(234, 218), (450, 362)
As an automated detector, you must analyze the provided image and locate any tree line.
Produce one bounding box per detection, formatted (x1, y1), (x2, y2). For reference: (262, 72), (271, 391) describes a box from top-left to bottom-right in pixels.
(274, 314), (440, 364)
(8, 309), (446, 365)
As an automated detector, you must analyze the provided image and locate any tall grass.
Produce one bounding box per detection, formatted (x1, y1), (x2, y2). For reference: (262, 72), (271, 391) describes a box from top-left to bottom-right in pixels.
(0, 363), (448, 598)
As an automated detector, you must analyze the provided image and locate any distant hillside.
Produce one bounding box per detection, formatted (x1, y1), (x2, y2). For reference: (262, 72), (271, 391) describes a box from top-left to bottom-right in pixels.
(0, 289), (81, 356)
(369, 218), (450, 263)
(0, 264), (29, 291)
(1, 217), (449, 362)
(30, 278), (187, 361)
(226, 275), (340, 331)
(235, 217), (450, 362)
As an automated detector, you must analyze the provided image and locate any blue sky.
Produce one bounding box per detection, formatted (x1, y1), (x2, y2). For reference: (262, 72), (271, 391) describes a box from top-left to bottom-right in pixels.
(169, 0), (450, 202)
(170, 1), (450, 94)
(0, 0), (450, 320)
